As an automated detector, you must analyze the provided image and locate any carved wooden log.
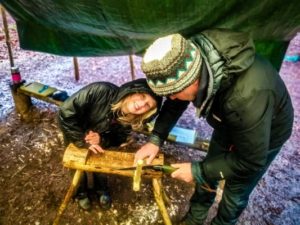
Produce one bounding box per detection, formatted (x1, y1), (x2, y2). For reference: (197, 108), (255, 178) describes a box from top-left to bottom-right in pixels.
(62, 143), (164, 178)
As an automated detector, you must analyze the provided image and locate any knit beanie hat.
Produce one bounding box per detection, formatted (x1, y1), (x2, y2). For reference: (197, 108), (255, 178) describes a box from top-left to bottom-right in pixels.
(141, 33), (202, 96)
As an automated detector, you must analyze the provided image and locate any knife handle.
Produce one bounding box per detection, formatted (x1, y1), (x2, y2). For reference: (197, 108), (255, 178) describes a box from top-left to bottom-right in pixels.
(153, 165), (177, 174)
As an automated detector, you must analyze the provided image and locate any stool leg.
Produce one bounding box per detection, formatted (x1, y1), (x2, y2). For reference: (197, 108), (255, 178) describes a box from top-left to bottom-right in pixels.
(162, 187), (171, 206)
(53, 170), (83, 225)
(152, 178), (172, 225)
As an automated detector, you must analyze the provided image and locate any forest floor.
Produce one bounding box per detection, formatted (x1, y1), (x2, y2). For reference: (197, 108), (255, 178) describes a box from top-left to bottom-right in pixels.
(0, 13), (299, 225)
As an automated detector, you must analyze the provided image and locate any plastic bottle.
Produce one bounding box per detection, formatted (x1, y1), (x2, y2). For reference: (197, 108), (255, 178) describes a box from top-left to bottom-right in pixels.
(11, 66), (22, 84)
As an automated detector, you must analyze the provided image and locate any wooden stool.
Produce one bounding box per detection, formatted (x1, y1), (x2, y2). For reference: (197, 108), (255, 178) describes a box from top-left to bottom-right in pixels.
(53, 143), (172, 225)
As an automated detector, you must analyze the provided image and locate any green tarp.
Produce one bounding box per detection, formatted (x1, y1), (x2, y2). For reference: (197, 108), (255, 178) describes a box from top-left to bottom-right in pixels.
(1, 0), (300, 69)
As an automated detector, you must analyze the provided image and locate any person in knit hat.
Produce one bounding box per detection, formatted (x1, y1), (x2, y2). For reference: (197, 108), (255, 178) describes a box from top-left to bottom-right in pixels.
(134, 29), (294, 225)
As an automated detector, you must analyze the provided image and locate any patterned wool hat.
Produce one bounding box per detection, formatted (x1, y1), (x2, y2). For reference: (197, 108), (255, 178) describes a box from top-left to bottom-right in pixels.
(141, 33), (202, 96)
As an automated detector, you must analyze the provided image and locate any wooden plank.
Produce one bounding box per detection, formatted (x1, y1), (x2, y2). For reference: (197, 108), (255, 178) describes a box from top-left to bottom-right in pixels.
(18, 88), (63, 106)
(19, 82), (57, 97)
(17, 82), (64, 106)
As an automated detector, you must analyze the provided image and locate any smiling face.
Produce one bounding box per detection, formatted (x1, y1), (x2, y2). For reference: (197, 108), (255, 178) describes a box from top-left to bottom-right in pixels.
(121, 93), (157, 115)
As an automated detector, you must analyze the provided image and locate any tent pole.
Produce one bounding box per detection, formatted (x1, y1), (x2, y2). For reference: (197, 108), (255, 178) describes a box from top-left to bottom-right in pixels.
(1, 6), (32, 120)
(129, 54), (135, 80)
(1, 5), (14, 67)
(73, 57), (80, 81)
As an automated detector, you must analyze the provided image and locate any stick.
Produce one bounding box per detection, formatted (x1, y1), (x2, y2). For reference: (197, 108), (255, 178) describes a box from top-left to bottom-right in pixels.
(133, 159), (143, 191)
(129, 54), (135, 80)
(53, 147), (90, 225)
(152, 178), (172, 225)
(1, 6), (14, 67)
(73, 57), (80, 81)
(53, 170), (83, 225)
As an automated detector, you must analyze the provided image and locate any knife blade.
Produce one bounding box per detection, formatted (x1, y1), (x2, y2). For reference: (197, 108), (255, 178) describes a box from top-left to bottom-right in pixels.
(115, 165), (177, 174)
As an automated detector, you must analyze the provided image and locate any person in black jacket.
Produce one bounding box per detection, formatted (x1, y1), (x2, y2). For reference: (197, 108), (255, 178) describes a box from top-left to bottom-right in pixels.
(58, 78), (162, 210)
(134, 30), (294, 224)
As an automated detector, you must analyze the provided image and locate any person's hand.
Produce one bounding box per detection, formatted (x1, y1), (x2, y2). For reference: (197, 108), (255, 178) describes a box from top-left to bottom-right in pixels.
(170, 163), (194, 183)
(85, 131), (101, 145)
(88, 144), (104, 154)
(134, 142), (160, 165)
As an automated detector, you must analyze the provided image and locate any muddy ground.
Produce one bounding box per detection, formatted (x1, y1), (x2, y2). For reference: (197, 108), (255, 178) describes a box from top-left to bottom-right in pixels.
(0, 13), (299, 225)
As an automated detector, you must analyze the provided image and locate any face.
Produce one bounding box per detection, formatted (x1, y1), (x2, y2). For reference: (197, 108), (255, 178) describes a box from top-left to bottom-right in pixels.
(169, 80), (199, 101)
(122, 93), (157, 115)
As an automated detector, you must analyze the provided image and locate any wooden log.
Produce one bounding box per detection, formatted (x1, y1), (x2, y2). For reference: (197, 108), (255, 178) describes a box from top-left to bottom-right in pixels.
(62, 143), (164, 178)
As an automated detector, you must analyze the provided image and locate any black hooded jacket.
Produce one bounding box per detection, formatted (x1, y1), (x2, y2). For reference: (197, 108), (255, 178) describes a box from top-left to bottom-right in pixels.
(58, 78), (162, 148)
(149, 29), (294, 182)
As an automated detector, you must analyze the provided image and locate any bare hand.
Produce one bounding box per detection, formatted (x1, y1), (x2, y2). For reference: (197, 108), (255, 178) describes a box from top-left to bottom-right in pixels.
(85, 131), (101, 145)
(134, 142), (160, 165)
(88, 144), (104, 154)
(171, 163), (194, 183)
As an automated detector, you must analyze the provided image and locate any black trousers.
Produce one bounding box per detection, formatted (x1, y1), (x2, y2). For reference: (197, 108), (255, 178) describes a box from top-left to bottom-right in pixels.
(75, 172), (108, 195)
(185, 136), (282, 225)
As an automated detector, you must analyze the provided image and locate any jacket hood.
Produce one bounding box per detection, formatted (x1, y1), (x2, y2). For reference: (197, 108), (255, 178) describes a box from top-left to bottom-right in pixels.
(200, 28), (255, 74)
(191, 29), (256, 117)
(116, 78), (163, 115)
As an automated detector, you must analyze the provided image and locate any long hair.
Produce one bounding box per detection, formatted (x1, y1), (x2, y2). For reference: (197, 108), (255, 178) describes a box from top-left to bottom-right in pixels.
(111, 93), (157, 131)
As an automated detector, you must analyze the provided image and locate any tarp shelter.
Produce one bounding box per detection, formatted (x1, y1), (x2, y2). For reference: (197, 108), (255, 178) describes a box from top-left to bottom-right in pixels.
(1, 0), (300, 69)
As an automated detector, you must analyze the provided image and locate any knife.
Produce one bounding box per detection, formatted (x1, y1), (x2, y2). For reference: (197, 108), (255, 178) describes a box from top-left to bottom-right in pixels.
(116, 165), (177, 174)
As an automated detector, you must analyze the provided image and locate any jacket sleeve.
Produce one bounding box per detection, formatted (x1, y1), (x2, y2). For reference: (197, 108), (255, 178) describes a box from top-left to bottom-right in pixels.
(100, 124), (131, 148)
(149, 98), (189, 146)
(199, 90), (275, 181)
(58, 84), (108, 148)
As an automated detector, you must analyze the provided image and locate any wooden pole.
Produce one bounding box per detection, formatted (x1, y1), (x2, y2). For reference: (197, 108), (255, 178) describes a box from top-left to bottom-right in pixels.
(73, 57), (80, 81)
(53, 170), (83, 225)
(129, 54), (135, 80)
(152, 178), (172, 225)
(1, 5), (14, 67)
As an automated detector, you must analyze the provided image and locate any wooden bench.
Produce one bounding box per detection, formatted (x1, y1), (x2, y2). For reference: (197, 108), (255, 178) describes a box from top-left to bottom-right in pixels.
(18, 81), (64, 106)
(53, 143), (172, 225)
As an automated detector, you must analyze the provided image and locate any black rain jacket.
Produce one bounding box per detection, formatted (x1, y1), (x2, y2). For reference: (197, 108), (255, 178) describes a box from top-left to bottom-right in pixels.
(150, 29), (294, 182)
(58, 78), (162, 149)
